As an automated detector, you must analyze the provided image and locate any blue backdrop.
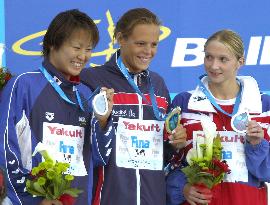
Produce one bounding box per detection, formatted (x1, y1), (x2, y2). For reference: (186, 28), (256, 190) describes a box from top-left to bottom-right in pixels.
(1, 0), (269, 96)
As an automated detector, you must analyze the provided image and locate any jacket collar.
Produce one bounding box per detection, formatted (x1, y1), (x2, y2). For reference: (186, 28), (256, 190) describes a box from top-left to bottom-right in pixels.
(188, 75), (262, 114)
(42, 59), (80, 87)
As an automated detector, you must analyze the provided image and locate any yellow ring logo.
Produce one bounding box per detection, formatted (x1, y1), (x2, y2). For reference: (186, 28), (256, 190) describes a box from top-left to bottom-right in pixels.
(12, 10), (171, 65)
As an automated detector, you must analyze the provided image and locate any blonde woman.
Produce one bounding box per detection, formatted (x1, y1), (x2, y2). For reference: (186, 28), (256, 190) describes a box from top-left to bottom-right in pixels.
(166, 29), (270, 205)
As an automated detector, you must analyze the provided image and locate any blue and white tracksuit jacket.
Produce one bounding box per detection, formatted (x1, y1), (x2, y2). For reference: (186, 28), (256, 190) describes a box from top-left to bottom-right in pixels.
(166, 76), (270, 205)
(0, 60), (115, 205)
(80, 50), (171, 205)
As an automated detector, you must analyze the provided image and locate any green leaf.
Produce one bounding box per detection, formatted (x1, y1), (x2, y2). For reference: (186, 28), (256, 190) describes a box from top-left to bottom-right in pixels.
(26, 181), (46, 197)
(53, 181), (60, 198)
(33, 182), (46, 195)
(199, 177), (214, 189)
(26, 184), (45, 197)
(45, 185), (55, 200)
(213, 135), (222, 160)
(26, 188), (44, 197)
(213, 173), (225, 186)
(197, 172), (212, 177)
(63, 188), (83, 197)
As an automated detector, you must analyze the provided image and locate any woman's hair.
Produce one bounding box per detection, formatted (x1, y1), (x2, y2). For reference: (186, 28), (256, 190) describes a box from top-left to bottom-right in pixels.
(204, 29), (244, 60)
(113, 8), (161, 40)
(42, 9), (99, 57)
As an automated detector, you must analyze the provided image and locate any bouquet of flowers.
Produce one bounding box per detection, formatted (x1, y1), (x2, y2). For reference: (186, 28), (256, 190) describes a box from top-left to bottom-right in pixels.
(0, 167), (6, 204)
(0, 67), (12, 90)
(181, 117), (230, 190)
(26, 143), (83, 205)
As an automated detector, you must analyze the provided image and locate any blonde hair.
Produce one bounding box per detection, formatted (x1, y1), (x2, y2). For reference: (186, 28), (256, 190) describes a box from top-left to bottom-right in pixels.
(204, 29), (244, 60)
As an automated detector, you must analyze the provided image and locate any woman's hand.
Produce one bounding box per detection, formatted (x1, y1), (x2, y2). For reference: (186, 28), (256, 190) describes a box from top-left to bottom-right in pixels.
(183, 184), (212, 205)
(246, 120), (264, 145)
(95, 87), (114, 129)
(168, 124), (187, 150)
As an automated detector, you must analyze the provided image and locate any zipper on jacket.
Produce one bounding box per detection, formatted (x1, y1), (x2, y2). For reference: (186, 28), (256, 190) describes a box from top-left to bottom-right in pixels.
(134, 74), (142, 205)
(134, 74), (143, 120)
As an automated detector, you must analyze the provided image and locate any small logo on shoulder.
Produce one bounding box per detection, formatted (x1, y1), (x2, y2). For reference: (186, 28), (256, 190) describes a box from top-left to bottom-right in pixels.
(79, 116), (86, 126)
(193, 96), (207, 102)
(45, 112), (54, 121)
(79, 117), (86, 123)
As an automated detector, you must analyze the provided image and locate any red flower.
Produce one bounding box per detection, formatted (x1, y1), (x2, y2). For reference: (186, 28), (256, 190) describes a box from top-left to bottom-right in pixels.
(0, 67), (13, 90)
(4, 73), (12, 81)
(206, 169), (222, 177)
(29, 170), (46, 181)
(212, 159), (231, 173)
(0, 168), (6, 202)
(59, 194), (76, 205)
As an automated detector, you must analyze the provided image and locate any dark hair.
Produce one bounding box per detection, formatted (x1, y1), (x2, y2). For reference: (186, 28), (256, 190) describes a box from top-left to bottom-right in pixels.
(204, 29), (244, 60)
(113, 8), (161, 40)
(42, 9), (99, 57)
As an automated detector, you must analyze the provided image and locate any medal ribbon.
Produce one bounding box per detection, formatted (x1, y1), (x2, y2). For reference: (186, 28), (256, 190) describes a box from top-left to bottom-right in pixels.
(116, 55), (166, 121)
(39, 66), (85, 111)
(198, 75), (242, 117)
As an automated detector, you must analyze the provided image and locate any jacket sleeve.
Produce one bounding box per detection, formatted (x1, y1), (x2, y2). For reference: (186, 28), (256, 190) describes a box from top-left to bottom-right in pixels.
(166, 168), (187, 205)
(91, 114), (115, 167)
(0, 78), (43, 205)
(245, 139), (270, 182)
(245, 94), (270, 183)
